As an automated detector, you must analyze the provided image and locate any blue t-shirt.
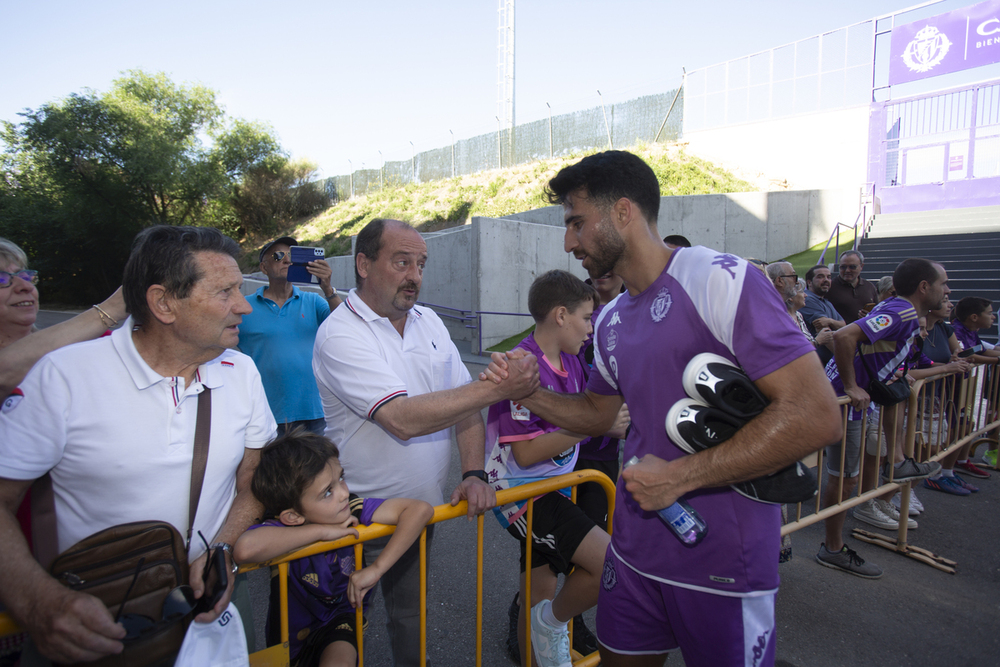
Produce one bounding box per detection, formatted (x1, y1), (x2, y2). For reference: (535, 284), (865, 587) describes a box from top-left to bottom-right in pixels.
(239, 286), (330, 423)
(248, 495), (384, 661)
(799, 291), (842, 336)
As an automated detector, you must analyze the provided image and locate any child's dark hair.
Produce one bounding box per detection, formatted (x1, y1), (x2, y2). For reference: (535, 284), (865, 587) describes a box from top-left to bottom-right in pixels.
(527, 270), (598, 323)
(955, 296), (993, 323)
(252, 427), (341, 519)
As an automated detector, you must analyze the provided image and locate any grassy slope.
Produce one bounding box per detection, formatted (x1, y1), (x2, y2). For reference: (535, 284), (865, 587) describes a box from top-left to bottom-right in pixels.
(249, 142), (756, 265)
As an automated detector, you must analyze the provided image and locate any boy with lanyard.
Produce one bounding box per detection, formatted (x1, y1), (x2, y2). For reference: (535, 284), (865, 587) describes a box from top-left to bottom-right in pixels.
(235, 430), (433, 667)
(484, 270), (625, 667)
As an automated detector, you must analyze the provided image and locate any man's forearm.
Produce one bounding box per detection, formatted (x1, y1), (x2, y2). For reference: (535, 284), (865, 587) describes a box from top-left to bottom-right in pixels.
(455, 412), (486, 473)
(520, 388), (618, 437)
(213, 450), (262, 548)
(376, 380), (514, 440)
(0, 498), (58, 623)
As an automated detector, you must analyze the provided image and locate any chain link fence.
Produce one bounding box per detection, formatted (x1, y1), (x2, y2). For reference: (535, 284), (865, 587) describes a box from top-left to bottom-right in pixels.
(324, 89), (682, 201)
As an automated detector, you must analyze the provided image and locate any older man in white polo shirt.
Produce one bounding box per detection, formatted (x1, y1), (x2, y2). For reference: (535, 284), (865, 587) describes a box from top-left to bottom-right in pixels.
(313, 218), (538, 667)
(0, 225), (276, 665)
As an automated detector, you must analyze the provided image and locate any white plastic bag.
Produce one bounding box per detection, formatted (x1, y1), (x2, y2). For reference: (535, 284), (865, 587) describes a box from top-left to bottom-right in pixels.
(174, 603), (250, 667)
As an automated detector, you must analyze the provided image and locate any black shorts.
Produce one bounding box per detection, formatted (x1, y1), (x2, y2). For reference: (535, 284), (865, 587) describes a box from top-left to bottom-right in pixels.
(506, 492), (596, 575)
(293, 613), (366, 667)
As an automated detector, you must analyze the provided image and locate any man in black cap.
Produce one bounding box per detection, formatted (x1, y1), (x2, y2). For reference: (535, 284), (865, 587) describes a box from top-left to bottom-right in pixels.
(239, 236), (341, 435)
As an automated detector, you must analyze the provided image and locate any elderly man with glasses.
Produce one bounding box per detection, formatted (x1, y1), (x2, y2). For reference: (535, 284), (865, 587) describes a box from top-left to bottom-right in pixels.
(826, 250), (878, 324)
(238, 236), (341, 437)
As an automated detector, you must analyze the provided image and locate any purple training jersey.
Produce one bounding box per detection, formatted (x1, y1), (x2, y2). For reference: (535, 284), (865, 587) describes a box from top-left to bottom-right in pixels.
(485, 333), (586, 528)
(825, 297), (920, 420)
(586, 246), (814, 595)
(248, 495), (384, 660)
(578, 302), (621, 461)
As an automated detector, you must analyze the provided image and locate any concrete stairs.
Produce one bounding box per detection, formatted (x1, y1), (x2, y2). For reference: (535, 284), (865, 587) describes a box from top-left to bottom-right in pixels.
(857, 206), (1000, 341)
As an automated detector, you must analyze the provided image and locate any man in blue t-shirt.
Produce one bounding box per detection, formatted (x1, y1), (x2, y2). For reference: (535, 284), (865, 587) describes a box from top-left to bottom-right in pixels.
(240, 237), (342, 435)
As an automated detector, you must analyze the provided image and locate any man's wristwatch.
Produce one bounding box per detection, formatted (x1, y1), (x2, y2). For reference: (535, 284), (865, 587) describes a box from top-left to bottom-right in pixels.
(211, 541), (239, 574)
(462, 470), (488, 484)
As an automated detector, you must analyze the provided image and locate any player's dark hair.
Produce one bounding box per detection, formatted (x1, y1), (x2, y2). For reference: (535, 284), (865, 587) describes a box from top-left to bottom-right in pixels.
(663, 234), (690, 247)
(546, 150), (661, 225)
(123, 226), (240, 327)
(354, 218), (418, 287)
(527, 270), (598, 323)
(805, 264), (829, 283)
(892, 258), (939, 298)
(955, 296), (993, 323)
(252, 428), (341, 519)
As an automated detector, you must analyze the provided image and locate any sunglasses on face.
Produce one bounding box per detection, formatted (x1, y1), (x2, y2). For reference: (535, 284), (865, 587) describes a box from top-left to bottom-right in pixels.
(270, 251), (289, 262)
(0, 269), (38, 288)
(779, 273), (798, 282)
(839, 264), (859, 270)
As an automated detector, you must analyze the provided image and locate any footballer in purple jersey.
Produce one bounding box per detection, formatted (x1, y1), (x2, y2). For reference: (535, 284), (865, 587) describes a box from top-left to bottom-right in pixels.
(485, 151), (841, 666)
(586, 245), (815, 592)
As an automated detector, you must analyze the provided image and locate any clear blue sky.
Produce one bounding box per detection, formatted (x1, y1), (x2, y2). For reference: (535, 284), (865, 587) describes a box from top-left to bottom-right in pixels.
(0, 0), (970, 178)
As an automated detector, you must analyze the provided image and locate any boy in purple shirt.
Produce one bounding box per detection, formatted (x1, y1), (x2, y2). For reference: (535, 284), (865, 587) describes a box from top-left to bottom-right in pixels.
(951, 296), (1000, 471)
(235, 430), (433, 667)
(485, 270), (624, 667)
(485, 151), (841, 667)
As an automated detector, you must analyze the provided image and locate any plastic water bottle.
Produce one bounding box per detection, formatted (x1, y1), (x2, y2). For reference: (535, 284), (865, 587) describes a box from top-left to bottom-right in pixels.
(624, 456), (708, 546)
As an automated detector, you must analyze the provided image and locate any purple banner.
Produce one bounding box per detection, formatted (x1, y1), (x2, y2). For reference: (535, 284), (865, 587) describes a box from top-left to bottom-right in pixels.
(889, 0), (1000, 85)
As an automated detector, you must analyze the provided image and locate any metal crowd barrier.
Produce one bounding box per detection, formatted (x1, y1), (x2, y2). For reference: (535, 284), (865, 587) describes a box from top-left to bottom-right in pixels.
(0, 470), (614, 667)
(782, 361), (999, 573)
(242, 469), (616, 667)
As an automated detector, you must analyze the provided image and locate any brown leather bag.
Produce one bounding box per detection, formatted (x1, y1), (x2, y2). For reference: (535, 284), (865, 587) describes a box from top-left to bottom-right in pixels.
(44, 389), (212, 667)
(48, 522), (189, 667)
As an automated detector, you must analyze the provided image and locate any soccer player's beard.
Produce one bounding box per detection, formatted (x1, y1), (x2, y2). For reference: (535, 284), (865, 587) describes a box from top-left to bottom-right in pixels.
(586, 219), (627, 280)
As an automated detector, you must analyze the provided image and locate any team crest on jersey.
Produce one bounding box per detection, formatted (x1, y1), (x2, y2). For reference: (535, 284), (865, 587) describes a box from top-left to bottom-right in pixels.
(650, 288), (672, 322)
(866, 314), (893, 333)
(2, 388), (23, 414)
(602, 558), (617, 591)
(510, 401), (530, 421)
(606, 328), (619, 352)
(608, 311), (622, 326)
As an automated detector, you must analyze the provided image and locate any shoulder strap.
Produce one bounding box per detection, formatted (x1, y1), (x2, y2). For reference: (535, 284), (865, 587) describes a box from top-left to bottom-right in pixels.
(188, 388), (211, 549)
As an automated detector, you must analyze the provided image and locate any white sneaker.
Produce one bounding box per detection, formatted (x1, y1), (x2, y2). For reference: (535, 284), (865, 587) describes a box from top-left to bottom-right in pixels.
(875, 499), (917, 529)
(890, 492), (919, 517)
(910, 490), (925, 514)
(530, 600), (571, 667)
(853, 499), (898, 530)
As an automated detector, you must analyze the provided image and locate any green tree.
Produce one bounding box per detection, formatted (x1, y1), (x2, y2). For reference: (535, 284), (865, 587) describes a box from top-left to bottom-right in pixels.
(0, 70), (287, 303)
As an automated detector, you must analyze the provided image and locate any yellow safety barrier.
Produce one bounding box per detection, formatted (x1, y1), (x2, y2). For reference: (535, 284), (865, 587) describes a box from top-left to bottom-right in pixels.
(238, 469), (616, 667)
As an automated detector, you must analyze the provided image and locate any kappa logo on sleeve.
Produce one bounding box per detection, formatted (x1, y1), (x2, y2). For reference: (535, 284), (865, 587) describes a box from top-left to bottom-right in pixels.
(866, 314), (893, 333)
(510, 401), (530, 421)
(2, 388), (24, 414)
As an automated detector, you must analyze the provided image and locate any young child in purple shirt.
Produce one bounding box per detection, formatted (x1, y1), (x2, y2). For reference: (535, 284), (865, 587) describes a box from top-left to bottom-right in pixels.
(485, 270), (625, 667)
(235, 429), (433, 667)
(951, 296), (1000, 471)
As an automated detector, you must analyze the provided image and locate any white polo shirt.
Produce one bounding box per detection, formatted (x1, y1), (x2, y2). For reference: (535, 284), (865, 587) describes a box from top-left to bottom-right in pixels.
(0, 318), (276, 560)
(312, 289), (472, 505)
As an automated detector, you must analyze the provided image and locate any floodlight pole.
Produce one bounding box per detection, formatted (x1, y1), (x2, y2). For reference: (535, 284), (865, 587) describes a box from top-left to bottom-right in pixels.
(546, 102), (552, 159)
(496, 116), (502, 169)
(598, 90), (613, 149)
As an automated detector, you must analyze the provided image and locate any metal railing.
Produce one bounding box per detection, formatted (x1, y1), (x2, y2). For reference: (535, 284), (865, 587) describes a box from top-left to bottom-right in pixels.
(817, 182), (876, 266)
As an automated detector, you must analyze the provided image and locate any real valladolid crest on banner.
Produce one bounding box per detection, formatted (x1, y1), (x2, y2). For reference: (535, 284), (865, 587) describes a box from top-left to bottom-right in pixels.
(890, 0), (1000, 85)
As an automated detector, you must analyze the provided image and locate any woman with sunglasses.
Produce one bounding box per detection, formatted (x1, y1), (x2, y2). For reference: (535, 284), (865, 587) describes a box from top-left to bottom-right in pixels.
(0, 238), (126, 397)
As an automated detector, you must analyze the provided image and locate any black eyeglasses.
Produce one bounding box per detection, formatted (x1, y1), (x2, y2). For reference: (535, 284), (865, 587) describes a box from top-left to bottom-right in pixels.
(0, 269), (38, 288)
(779, 273), (798, 282)
(839, 264), (859, 270)
(270, 251), (289, 262)
(115, 558), (199, 643)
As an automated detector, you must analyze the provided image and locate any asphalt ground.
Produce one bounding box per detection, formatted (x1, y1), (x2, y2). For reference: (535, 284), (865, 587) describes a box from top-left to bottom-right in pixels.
(33, 311), (1000, 666)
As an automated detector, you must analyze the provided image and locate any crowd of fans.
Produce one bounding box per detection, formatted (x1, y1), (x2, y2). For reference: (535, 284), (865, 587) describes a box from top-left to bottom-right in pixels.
(0, 149), (996, 667)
